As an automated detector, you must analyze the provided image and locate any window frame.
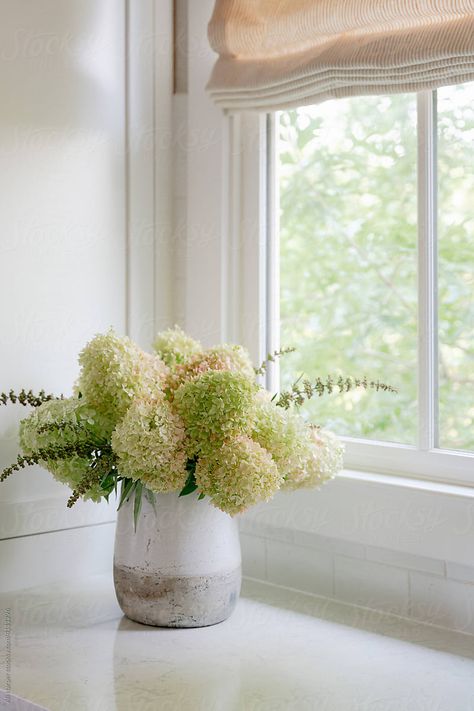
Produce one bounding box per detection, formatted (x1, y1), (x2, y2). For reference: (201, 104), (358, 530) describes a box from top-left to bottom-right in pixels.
(229, 94), (474, 488)
(185, 0), (474, 565)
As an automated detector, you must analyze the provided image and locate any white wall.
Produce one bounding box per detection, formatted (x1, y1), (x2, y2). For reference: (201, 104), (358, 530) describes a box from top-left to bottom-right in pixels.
(0, 0), (173, 591)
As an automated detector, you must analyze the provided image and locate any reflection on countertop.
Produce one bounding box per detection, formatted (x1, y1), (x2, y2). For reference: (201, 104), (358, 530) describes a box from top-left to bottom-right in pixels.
(1, 574), (473, 711)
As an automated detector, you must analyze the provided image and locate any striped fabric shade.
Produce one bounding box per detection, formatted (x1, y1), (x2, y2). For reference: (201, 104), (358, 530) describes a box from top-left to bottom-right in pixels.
(207, 0), (474, 110)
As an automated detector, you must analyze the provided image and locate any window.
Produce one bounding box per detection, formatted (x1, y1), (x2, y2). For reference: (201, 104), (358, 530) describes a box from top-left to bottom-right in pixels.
(437, 84), (474, 453)
(263, 84), (474, 485)
(279, 93), (418, 445)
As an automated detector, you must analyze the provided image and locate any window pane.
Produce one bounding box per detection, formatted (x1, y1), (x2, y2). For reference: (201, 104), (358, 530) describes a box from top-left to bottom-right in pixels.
(438, 82), (474, 452)
(279, 95), (417, 443)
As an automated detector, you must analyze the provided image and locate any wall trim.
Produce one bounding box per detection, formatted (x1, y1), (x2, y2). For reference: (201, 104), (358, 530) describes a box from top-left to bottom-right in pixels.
(0, 523), (115, 593)
(0, 495), (116, 540)
(126, 0), (174, 347)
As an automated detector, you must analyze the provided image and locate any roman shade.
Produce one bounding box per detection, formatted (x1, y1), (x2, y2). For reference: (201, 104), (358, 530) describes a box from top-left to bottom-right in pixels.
(207, 0), (474, 110)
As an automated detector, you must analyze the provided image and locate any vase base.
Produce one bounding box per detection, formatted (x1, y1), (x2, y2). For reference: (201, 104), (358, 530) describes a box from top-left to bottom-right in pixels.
(113, 563), (242, 628)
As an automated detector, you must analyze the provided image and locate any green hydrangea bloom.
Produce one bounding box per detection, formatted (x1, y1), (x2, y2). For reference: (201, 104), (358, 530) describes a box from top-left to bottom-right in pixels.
(195, 435), (283, 515)
(19, 398), (105, 501)
(111, 397), (187, 492)
(153, 326), (202, 367)
(174, 370), (258, 456)
(76, 330), (168, 431)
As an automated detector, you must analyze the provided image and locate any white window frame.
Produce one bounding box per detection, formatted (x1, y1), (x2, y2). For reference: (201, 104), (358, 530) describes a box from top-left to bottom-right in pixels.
(222, 93), (474, 489)
(185, 0), (474, 565)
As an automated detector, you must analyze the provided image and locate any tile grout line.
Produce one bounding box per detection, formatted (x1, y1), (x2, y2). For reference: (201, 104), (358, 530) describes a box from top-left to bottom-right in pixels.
(242, 525), (458, 578)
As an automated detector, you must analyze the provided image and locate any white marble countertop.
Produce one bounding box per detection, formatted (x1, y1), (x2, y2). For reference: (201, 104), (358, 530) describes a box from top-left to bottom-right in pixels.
(1, 574), (473, 711)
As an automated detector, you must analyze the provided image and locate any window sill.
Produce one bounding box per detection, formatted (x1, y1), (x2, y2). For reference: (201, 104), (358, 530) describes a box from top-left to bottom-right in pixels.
(341, 468), (474, 499)
(242, 467), (474, 567)
(343, 438), (474, 488)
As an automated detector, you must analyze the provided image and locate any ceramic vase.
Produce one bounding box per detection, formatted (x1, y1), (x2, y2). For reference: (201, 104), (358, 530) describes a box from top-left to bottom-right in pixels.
(113, 490), (241, 628)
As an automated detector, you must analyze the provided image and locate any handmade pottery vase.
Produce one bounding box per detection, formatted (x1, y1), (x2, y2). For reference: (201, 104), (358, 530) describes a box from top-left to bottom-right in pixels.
(113, 490), (241, 627)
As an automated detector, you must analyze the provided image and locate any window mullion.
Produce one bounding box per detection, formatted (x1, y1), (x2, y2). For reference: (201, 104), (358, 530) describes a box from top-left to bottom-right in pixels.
(237, 112), (268, 368)
(222, 113), (242, 345)
(417, 90), (439, 451)
(264, 113), (280, 393)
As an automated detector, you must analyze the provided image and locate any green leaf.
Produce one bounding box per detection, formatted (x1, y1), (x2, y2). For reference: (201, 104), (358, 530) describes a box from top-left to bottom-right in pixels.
(100, 475), (115, 490)
(144, 487), (157, 514)
(99, 470), (116, 502)
(133, 481), (143, 532)
(197, 492), (205, 500)
(117, 478), (135, 511)
(179, 469), (198, 497)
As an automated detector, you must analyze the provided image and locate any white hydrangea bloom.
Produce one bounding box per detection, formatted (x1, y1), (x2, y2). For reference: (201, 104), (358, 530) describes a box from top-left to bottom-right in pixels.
(282, 427), (344, 490)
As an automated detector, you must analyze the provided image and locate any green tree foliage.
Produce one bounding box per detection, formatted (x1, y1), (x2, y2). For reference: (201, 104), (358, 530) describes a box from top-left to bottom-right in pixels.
(279, 84), (473, 450)
(437, 84), (474, 451)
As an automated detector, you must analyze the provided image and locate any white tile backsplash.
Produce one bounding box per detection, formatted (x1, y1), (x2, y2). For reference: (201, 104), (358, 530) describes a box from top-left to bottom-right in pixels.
(409, 572), (474, 635)
(445, 562), (474, 585)
(240, 521), (474, 634)
(335, 555), (409, 616)
(294, 529), (365, 559)
(366, 544), (445, 576)
(239, 517), (295, 543)
(266, 539), (334, 597)
(240, 532), (266, 579)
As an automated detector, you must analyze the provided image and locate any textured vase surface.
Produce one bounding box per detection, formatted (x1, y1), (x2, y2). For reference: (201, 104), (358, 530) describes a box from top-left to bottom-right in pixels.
(113, 490), (242, 628)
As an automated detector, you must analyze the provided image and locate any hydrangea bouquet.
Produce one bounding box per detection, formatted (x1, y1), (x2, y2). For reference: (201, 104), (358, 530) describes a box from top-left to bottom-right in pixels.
(0, 328), (394, 524)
